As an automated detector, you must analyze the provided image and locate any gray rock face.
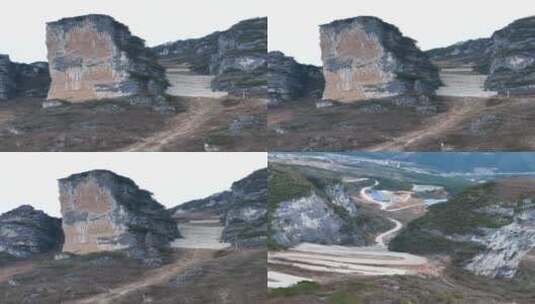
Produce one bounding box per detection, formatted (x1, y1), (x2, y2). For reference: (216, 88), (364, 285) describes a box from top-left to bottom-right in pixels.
(221, 168), (267, 248)
(267, 51), (324, 106)
(324, 184), (358, 216)
(320, 16), (441, 102)
(0, 54), (16, 100)
(59, 170), (179, 264)
(0, 55), (51, 101)
(171, 168), (267, 248)
(485, 16), (535, 95)
(426, 38), (493, 73)
(46, 14), (168, 103)
(0, 205), (63, 258)
(465, 199), (535, 278)
(153, 17), (267, 97)
(13, 61), (51, 98)
(270, 192), (364, 248)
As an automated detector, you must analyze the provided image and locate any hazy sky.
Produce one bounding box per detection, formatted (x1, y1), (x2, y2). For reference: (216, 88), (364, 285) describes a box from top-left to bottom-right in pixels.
(268, 0), (534, 65)
(0, 0), (267, 63)
(0, 153), (266, 217)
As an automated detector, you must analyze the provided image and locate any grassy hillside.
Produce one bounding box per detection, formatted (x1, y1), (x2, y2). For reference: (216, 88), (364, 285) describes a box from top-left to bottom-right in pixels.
(389, 180), (534, 261)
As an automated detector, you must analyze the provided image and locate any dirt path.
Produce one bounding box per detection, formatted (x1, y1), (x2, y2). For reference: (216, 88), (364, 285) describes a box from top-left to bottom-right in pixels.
(369, 99), (486, 151)
(68, 249), (212, 304)
(121, 98), (224, 152)
(375, 218), (403, 247)
(0, 261), (33, 283)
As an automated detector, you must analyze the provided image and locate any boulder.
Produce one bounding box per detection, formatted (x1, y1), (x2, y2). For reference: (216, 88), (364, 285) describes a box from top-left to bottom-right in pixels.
(485, 16), (535, 95)
(0, 205), (63, 258)
(58, 170), (179, 264)
(153, 17), (267, 97)
(320, 16), (441, 102)
(267, 51), (324, 106)
(46, 14), (168, 103)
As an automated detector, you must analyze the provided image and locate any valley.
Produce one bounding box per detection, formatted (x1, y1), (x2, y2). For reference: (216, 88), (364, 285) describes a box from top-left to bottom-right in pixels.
(268, 152), (535, 303)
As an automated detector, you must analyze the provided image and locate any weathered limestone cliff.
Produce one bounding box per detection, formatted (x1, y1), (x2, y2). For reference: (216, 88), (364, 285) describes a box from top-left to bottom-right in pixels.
(0, 205), (63, 258)
(153, 17), (267, 97)
(320, 16), (440, 102)
(270, 192), (361, 248)
(485, 16), (535, 95)
(59, 170), (179, 263)
(46, 14), (168, 103)
(267, 51), (324, 106)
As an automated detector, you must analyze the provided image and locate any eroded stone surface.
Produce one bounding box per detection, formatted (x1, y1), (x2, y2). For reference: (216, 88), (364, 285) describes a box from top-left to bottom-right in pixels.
(267, 51), (324, 106)
(59, 170), (179, 262)
(320, 16), (440, 102)
(153, 17), (267, 97)
(0, 55), (16, 100)
(46, 14), (168, 102)
(485, 16), (535, 95)
(0, 205), (63, 258)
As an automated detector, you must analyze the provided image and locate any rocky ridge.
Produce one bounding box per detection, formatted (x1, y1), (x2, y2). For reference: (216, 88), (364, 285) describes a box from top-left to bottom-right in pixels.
(426, 38), (493, 73)
(390, 179), (535, 279)
(485, 16), (535, 95)
(320, 16), (441, 102)
(171, 168), (267, 248)
(267, 51), (324, 106)
(0, 205), (63, 258)
(427, 16), (535, 95)
(59, 170), (179, 265)
(153, 17), (267, 97)
(46, 14), (168, 103)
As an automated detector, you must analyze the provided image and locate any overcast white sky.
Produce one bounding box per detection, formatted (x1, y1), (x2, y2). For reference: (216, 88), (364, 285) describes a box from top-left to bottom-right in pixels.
(268, 0), (534, 65)
(0, 0), (267, 63)
(0, 153), (266, 217)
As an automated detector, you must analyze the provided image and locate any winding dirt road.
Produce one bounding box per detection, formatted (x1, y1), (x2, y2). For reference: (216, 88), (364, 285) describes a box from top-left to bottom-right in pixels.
(121, 98), (224, 152)
(375, 218), (403, 247)
(68, 249), (212, 304)
(368, 98), (486, 151)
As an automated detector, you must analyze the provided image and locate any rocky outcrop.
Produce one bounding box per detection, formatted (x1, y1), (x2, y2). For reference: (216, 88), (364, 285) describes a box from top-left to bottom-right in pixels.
(0, 55), (51, 101)
(13, 61), (51, 98)
(0, 205), (63, 258)
(267, 51), (324, 106)
(320, 16), (441, 102)
(171, 168), (267, 248)
(59, 170), (179, 264)
(221, 168), (267, 247)
(0, 55), (16, 100)
(270, 192), (363, 248)
(465, 203), (535, 278)
(46, 14), (168, 103)
(485, 16), (535, 95)
(426, 38), (493, 73)
(153, 17), (267, 97)
(390, 180), (535, 279)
